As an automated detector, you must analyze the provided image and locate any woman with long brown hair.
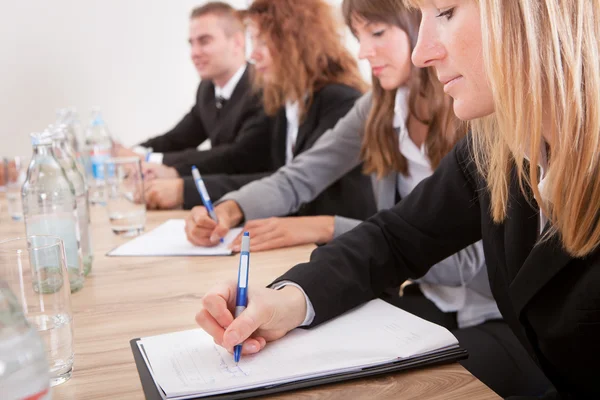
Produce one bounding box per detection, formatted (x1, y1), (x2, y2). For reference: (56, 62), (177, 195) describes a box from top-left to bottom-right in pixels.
(145, 0), (374, 220)
(186, 0), (550, 396)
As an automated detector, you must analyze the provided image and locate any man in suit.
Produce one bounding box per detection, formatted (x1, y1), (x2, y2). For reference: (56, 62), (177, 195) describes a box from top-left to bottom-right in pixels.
(115, 2), (261, 167)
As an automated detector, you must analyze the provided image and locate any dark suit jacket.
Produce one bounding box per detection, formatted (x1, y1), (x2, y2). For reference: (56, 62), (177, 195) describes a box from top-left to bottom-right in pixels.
(139, 64), (263, 167)
(275, 136), (600, 399)
(182, 83), (377, 221)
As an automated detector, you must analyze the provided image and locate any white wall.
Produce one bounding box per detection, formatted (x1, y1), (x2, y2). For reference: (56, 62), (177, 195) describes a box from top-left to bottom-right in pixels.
(0, 0), (365, 157)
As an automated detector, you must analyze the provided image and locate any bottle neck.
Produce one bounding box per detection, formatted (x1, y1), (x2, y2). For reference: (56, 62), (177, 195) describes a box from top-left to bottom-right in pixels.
(33, 143), (53, 157)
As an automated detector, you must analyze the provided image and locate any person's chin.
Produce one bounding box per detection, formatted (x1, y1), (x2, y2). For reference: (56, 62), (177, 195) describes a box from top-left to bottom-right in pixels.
(453, 99), (491, 121)
(197, 69), (213, 79)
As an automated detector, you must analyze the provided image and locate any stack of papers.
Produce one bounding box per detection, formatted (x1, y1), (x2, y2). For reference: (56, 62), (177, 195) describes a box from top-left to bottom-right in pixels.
(108, 219), (242, 256)
(136, 299), (459, 399)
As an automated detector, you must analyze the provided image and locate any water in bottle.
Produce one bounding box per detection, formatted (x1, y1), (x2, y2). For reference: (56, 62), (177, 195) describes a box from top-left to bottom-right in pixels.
(0, 281), (51, 400)
(84, 108), (113, 205)
(51, 125), (94, 276)
(22, 132), (85, 293)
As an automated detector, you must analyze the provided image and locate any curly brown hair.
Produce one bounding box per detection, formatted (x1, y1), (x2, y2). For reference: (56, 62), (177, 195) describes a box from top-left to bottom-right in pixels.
(243, 0), (368, 120)
(342, 0), (467, 178)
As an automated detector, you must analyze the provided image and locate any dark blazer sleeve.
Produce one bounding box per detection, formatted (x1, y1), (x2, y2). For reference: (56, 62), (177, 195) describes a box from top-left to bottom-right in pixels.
(182, 172), (271, 210)
(139, 84), (207, 153)
(273, 137), (482, 326)
(169, 100), (272, 177)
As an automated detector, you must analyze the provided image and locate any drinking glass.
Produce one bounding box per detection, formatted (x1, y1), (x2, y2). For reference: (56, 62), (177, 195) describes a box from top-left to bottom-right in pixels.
(4, 156), (28, 221)
(0, 236), (74, 386)
(103, 157), (146, 236)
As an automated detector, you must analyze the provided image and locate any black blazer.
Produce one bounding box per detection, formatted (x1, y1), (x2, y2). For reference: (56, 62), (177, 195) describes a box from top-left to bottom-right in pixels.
(139, 64), (263, 167)
(182, 83), (377, 221)
(275, 136), (600, 399)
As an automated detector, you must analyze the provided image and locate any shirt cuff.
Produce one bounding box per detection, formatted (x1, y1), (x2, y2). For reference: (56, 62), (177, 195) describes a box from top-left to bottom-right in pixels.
(132, 145), (151, 157)
(147, 152), (164, 164)
(270, 281), (315, 327)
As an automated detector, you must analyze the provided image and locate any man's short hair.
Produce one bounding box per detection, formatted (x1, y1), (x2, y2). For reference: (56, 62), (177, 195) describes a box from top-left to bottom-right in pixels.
(190, 2), (244, 36)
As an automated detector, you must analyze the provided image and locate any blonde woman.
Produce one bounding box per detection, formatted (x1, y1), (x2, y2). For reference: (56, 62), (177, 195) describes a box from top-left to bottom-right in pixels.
(193, 1), (599, 398)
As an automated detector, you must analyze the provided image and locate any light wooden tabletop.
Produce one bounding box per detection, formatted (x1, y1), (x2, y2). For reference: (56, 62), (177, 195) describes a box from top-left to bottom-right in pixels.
(0, 203), (500, 400)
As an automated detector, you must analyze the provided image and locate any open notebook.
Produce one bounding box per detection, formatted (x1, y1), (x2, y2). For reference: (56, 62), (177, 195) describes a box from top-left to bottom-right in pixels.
(108, 219), (242, 256)
(132, 299), (465, 400)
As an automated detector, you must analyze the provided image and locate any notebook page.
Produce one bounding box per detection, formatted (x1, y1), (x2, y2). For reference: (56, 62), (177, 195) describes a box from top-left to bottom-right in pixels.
(140, 299), (458, 399)
(108, 219), (242, 256)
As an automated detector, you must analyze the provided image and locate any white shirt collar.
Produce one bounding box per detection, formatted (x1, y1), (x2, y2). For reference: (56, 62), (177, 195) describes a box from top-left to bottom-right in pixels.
(214, 64), (247, 100)
(523, 141), (550, 233)
(394, 87), (428, 159)
(285, 100), (301, 164)
(393, 86), (410, 130)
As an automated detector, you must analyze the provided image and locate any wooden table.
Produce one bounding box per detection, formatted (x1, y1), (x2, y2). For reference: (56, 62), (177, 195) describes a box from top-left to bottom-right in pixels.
(0, 203), (500, 399)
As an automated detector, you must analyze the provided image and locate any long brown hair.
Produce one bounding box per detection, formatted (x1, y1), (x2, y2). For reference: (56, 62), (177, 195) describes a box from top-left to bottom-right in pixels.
(343, 0), (466, 178)
(243, 0), (368, 120)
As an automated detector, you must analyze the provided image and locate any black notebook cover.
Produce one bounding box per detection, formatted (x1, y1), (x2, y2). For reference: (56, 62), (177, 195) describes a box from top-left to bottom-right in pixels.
(130, 338), (468, 400)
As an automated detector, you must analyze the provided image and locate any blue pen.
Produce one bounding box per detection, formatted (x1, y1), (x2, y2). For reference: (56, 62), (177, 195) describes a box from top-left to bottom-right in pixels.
(233, 232), (250, 364)
(191, 165), (224, 243)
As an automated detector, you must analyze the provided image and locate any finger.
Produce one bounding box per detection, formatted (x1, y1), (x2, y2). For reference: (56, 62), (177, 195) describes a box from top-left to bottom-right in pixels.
(144, 181), (154, 194)
(240, 338), (263, 355)
(191, 207), (216, 227)
(228, 230), (245, 251)
(243, 219), (277, 237)
(248, 228), (282, 247)
(230, 222), (273, 252)
(222, 304), (267, 349)
(191, 215), (218, 230)
(185, 218), (211, 246)
(210, 223), (230, 244)
(145, 190), (157, 210)
(195, 309), (226, 346)
(250, 237), (290, 252)
(202, 290), (235, 329)
(231, 230), (277, 253)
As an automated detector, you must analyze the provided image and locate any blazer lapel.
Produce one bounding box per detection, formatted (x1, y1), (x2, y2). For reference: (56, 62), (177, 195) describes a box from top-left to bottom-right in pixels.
(375, 171), (398, 210)
(509, 227), (572, 318)
(200, 82), (219, 133)
(503, 162), (574, 318)
(292, 98), (317, 155)
(503, 170), (540, 280)
(272, 109), (288, 167)
(220, 63), (252, 117)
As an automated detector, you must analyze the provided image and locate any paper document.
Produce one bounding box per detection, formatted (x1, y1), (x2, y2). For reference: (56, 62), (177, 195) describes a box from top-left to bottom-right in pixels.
(138, 299), (458, 399)
(108, 219), (242, 256)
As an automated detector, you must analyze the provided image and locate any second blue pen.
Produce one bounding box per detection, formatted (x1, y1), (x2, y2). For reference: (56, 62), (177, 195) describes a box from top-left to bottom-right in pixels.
(191, 165), (218, 221)
(191, 165), (224, 243)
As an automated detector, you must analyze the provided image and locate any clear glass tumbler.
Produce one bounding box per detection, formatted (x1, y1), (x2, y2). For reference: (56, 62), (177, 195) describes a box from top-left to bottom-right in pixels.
(0, 236), (74, 386)
(103, 157), (146, 236)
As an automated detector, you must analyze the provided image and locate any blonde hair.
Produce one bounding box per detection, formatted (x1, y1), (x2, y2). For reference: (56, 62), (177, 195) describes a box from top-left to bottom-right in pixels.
(471, 0), (600, 257)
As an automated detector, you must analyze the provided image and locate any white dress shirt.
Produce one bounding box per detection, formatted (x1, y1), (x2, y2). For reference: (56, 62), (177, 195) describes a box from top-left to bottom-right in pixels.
(137, 64), (248, 164)
(214, 64), (247, 101)
(285, 101), (300, 165)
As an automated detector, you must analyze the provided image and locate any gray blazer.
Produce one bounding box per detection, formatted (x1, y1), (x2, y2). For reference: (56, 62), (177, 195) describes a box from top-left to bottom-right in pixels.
(221, 91), (501, 328)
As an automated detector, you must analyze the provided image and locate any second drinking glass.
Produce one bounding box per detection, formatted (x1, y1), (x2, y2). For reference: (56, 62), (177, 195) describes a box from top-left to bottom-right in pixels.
(103, 157), (146, 236)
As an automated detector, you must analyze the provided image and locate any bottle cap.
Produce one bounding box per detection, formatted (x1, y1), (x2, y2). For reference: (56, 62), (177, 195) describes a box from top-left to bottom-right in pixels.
(30, 132), (52, 146)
